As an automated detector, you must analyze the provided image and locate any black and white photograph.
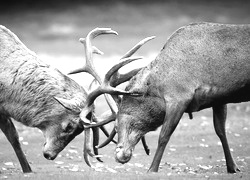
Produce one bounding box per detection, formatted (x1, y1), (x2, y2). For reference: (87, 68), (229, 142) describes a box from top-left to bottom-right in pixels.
(0, 0), (250, 179)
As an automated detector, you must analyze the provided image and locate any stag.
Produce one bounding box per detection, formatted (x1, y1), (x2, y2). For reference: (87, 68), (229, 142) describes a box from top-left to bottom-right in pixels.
(0, 26), (119, 172)
(80, 22), (250, 173)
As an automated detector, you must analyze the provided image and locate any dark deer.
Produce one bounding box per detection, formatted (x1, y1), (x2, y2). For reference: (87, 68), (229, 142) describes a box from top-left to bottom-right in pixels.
(80, 22), (250, 173)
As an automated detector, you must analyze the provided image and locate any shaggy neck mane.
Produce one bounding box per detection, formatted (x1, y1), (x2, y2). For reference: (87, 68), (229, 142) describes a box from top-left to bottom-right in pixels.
(0, 41), (85, 127)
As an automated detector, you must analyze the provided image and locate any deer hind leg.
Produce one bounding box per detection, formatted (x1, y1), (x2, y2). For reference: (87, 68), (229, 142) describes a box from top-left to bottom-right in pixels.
(212, 105), (240, 173)
(0, 115), (32, 173)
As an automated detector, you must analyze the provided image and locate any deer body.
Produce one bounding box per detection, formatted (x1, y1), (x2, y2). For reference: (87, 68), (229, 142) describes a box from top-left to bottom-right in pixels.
(115, 22), (250, 173)
(0, 25), (86, 172)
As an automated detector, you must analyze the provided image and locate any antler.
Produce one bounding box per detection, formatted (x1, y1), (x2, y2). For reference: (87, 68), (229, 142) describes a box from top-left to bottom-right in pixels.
(80, 35), (155, 158)
(69, 28), (120, 167)
(109, 36), (155, 87)
(69, 28), (117, 81)
(70, 28), (154, 167)
(81, 35), (155, 125)
(79, 56), (143, 121)
(80, 56), (143, 168)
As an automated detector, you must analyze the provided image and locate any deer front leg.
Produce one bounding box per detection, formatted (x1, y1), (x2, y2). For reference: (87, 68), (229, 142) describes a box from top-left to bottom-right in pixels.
(148, 102), (187, 172)
(0, 115), (32, 173)
(212, 105), (240, 173)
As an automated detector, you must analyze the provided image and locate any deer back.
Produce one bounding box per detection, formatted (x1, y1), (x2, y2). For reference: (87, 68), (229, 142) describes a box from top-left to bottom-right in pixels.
(127, 22), (250, 111)
(0, 25), (86, 127)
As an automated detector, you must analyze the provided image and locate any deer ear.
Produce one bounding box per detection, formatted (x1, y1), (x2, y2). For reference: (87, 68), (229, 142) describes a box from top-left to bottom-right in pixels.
(54, 97), (81, 113)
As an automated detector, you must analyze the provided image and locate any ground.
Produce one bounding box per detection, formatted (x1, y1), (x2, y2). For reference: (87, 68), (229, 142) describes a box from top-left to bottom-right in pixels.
(0, 104), (250, 179)
(0, 1), (250, 179)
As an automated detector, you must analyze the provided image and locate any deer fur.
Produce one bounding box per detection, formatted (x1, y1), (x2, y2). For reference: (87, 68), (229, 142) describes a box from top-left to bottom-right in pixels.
(114, 22), (250, 173)
(0, 25), (86, 173)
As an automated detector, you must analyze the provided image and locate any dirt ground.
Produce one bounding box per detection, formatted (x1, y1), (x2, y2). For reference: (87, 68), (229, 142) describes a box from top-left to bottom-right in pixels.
(0, 103), (250, 179)
(0, 1), (250, 179)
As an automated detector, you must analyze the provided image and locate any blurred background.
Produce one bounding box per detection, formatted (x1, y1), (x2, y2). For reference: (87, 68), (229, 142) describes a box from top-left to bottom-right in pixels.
(1, 0), (250, 87)
(1, 1), (250, 177)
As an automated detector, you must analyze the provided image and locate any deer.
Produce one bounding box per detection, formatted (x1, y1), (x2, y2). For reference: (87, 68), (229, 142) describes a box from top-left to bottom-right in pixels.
(0, 25), (151, 172)
(78, 22), (250, 173)
(0, 25), (95, 173)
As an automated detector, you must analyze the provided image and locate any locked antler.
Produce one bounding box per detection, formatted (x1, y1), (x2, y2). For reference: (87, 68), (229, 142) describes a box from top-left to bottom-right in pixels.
(81, 35), (155, 126)
(70, 28), (154, 167)
(82, 35), (154, 157)
(69, 28), (120, 167)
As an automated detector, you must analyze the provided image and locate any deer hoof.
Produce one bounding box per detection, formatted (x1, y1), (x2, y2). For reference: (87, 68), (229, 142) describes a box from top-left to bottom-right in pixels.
(227, 165), (240, 173)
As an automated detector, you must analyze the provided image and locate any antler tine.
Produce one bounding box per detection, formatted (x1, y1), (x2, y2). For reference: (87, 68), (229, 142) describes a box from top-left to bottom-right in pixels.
(141, 136), (150, 155)
(68, 39), (103, 75)
(83, 129), (95, 168)
(83, 114), (107, 168)
(84, 28), (118, 82)
(96, 128), (116, 149)
(120, 36), (155, 59)
(109, 36), (155, 87)
(92, 46), (104, 55)
(92, 126), (103, 162)
(110, 68), (142, 87)
(84, 111), (117, 129)
(104, 56), (143, 84)
(68, 28), (118, 82)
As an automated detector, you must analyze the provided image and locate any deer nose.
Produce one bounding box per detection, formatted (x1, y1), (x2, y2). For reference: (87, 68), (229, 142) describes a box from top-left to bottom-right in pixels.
(115, 145), (132, 164)
(43, 151), (56, 160)
(43, 152), (52, 160)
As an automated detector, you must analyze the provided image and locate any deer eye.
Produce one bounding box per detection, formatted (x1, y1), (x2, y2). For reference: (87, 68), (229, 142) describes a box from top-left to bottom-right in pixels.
(63, 123), (74, 133)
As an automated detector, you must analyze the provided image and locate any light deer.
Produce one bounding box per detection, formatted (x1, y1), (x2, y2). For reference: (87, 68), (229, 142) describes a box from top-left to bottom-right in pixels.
(0, 25), (117, 172)
(80, 22), (250, 173)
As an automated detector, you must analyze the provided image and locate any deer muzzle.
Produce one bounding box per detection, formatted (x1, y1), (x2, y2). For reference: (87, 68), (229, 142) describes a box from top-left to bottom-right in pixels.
(115, 144), (133, 164)
(43, 142), (58, 160)
(43, 150), (57, 160)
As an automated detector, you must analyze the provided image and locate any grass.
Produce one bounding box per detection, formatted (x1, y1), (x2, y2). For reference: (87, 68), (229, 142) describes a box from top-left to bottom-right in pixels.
(0, 1), (250, 179)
